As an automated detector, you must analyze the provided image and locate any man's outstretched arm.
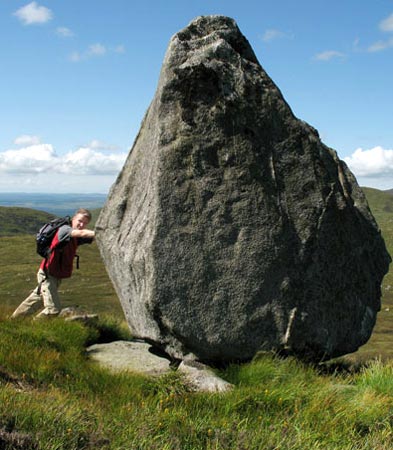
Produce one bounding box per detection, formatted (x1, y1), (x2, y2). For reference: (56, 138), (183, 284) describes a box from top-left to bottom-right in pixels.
(71, 229), (95, 239)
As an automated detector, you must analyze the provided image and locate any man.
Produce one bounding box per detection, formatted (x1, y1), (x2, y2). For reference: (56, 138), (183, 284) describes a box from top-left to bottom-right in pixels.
(11, 208), (95, 319)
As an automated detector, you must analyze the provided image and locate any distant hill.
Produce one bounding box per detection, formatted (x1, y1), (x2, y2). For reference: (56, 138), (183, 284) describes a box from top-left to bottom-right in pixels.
(360, 187), (392, 281)
(0, 207), (55, 237)
(384, 189), (393, 196)
(361, 187), (393, 218)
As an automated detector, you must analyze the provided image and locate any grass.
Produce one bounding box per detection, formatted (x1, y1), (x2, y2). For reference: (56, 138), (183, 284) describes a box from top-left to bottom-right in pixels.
(0, 187), (392, 448)
(342, 187), (393, 363)
(2, 315), (393, 449)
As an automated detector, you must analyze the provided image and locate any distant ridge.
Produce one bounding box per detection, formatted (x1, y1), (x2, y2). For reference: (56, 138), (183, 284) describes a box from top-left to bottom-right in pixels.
(0, 207), (55, 237)
(0, 192), (106, 216)
(361, 187), (393, 217)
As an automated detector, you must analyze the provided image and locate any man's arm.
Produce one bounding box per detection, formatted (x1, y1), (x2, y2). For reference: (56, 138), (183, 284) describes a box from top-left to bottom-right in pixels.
(71, 229), (95, 239)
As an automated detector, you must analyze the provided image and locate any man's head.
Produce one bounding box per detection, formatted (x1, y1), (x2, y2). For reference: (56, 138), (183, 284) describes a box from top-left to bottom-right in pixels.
(72, 208), (92, 230)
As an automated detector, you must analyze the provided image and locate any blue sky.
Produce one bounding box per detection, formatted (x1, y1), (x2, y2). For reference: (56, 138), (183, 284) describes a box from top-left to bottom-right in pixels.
(1, 0), (392, 193)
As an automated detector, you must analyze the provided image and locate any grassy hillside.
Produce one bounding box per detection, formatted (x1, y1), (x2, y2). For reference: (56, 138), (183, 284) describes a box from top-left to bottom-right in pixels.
(362, 187), (393, 220)
(0, 234), (123, 318)
(348, 187), (393, 362)
(0, 206), (55, 237)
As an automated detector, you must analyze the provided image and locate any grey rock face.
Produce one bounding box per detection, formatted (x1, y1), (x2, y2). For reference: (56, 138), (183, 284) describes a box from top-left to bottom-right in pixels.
(96, 16), (391, 363)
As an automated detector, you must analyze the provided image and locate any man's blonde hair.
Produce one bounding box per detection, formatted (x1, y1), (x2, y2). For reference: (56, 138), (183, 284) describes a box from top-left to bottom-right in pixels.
(74, 208), (92, 222)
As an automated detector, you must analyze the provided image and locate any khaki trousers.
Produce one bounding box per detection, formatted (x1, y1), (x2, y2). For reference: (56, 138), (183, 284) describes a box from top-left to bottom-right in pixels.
(11, 269), (62, 318)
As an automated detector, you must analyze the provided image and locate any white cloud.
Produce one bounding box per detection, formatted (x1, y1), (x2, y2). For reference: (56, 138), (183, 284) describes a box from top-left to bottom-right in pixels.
(56, 26), (74, 38)
(87, 140), (120, 151)
(314, 50), (345, 61)
(0, 144), (56, 174)
(69, 51), (82, 62)
(380, 13), (393, 32)
(344, 146), (393, 177)
(0, 142), (127, 176)
(69, 43), (125, 62)
(114, 45), (126, 54)
(367, 37), (393, 52)
(60, 148), (126, 175)
(262, 29), (287, 43)
(365, 12), (393, 53)
(14, 2), (53, 25)
(88, 43), (107, 56)
(14, 135), (41, 146)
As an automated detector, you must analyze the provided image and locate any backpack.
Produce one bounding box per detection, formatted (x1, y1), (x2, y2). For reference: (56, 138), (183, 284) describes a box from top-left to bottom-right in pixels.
(36, 216), (71, 258)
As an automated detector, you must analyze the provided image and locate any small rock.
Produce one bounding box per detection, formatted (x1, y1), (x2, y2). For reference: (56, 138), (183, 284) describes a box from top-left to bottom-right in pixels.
(59, 306), (80, 317)
(178, 361), (233, 393)
(59, 307), (99, 324)
(65, 314), (99, 324)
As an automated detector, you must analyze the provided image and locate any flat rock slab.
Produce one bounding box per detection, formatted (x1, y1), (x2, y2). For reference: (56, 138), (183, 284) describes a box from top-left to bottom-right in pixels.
(86, 341), (233, 392)
(86, 341), (172, 377)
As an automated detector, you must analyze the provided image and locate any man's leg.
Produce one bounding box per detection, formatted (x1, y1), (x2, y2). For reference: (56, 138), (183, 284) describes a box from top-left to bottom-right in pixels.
(11, 270), (44, 318)
(35, 269), (62, 318)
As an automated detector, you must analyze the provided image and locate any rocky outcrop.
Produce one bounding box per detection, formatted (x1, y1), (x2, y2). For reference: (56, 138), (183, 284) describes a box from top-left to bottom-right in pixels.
(96, 16), (391, 363)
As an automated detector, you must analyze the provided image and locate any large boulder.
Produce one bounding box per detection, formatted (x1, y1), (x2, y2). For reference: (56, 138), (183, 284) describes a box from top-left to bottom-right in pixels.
(96, 16), (391, 363)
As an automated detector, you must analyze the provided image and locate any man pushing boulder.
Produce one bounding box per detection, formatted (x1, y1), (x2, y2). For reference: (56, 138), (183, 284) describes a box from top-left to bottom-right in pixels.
(11, 208), (95, 319)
